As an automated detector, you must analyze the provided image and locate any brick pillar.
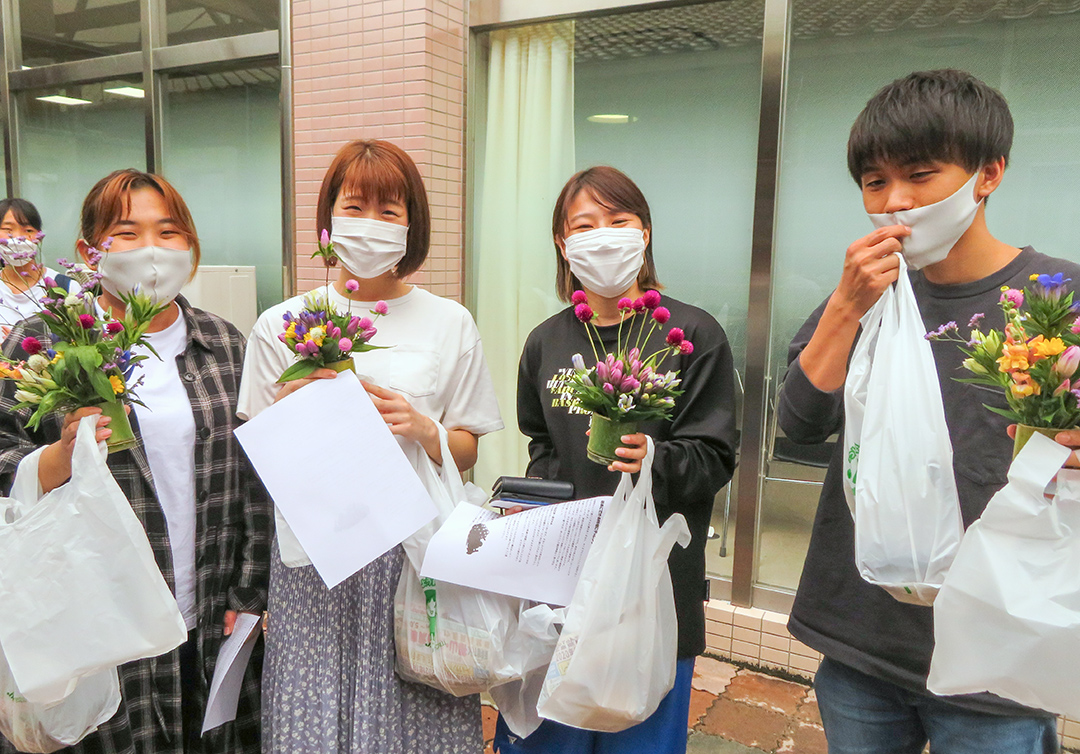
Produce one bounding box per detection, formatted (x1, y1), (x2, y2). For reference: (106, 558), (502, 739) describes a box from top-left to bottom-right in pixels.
(291, 0), (467, 300)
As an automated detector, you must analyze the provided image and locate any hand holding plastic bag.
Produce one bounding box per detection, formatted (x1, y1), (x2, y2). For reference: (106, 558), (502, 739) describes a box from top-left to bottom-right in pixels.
(928, 432), (1080, 717)
(536, 438), (690, 732)
(0, 415), (186, 705)
(842, 255), (963, 605)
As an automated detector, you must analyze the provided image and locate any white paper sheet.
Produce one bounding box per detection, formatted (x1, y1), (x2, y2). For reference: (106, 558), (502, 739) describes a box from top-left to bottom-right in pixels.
(420, 496), (609, 606)
(234, 373), (437, 587)
(201, 612), (261, 734)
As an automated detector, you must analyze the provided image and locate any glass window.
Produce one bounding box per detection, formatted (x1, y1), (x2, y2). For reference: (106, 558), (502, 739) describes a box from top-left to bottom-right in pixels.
(165, 0), (279, 45)
(162, 63), (282, 312)
(20, 0), (141, 67)
(760, 1), (1080, 592)
(471, 2), (764, 583)
(17, 78), (145, 267)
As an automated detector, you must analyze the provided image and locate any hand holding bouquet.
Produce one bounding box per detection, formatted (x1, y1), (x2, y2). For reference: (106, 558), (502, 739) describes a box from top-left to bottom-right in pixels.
(567, 289), (692, 465)
(928, 272), (1080, 454)
(0, 265), (169, 452)
(277, 230), (389, 382)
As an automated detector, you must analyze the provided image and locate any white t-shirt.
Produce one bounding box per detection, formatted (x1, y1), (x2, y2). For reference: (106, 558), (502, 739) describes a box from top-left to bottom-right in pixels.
(238, 284), (504, 565)
(0, 267), (73, 332)
(132, 309), (198, 629)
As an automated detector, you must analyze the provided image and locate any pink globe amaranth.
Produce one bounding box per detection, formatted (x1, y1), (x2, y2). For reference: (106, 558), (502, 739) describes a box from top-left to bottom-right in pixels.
(679, 340), (694, 355)
(652, 306), (671, 324)
(617, 297), (633, 311)
(338, 338), (353, 351)
(106, 321), (124, 334)
(78, 314), (95, 329)
(665, 327), (685, 346)
(642, 290), (662, 310)
(571, 290), (588, 305)
(20, 336), (42, 355)
(345, 279), (359, 293)
(632, 298), (646, 313)
(574, 303), (594, 323)
(374, 300), (389, 315)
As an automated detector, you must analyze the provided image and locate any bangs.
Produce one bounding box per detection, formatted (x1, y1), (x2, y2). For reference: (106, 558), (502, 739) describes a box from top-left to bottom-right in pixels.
(847, 108), (967, 180)
(339, 153), (408, 207)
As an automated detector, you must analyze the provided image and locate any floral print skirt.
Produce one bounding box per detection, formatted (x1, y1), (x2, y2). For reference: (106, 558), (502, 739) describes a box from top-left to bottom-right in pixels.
(261, 543), (482, 753)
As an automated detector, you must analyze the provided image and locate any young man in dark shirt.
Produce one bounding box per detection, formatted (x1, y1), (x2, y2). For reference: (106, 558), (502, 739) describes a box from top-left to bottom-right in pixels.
(778, 69), (1077, 753)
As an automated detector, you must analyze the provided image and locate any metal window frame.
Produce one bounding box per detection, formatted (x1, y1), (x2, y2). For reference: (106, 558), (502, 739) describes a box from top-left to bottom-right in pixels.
(0, 0), (292, 297)
(465, 0), (796, 610)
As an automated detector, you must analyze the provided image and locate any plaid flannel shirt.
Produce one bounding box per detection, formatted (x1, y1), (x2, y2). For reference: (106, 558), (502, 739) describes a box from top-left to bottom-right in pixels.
(0, 297), (271, 754)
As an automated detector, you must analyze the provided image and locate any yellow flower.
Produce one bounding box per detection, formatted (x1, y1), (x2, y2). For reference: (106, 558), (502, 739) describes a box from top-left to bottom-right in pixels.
(997, 341), (1030, 373)
(1030, 335), (1065, 360)
(1029, 274), (1039, 282)
(1009, 372), (1040, 399)
(50, 353), (61, 364)
(109, 375), (125, 395)
(285, 323), (297, 339)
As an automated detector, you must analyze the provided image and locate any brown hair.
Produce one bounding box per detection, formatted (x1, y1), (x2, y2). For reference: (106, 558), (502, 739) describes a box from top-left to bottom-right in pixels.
(551, 166), (661, 303)
(80, 169), (201, 269)
(316, 140), (431, 278)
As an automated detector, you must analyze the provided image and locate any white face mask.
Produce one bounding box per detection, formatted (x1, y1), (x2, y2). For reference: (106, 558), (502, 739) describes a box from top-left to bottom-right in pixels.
(0, 236), (39, 268)
(563, 227), (646, 298)
(330, 217), (409, 279)
(867, 172), (982, 271)
(97, 246), (193, 305)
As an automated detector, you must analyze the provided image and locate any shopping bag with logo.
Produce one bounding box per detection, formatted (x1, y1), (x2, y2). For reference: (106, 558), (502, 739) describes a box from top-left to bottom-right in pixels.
(394, 424), (561, 695)
(0, 643), (119, 753)
(842, 255), (963, 605)
(0, 416), (187, 705)
(928, 433), (1080, 717)
(535, 438), (690, 732)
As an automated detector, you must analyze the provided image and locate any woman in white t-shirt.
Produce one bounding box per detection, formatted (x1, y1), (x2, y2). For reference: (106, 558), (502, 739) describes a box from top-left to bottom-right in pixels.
(0, 198), (72, 336)
(239, 139), (502, 754)
(0, 170), (271, 754)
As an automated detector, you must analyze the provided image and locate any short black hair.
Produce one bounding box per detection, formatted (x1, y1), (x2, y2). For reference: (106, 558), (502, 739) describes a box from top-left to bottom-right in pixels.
(0, 197), (42, 231)
(847, 69), (1014, 184)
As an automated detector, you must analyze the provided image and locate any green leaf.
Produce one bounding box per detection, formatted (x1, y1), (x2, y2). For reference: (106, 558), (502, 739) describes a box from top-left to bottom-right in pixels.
(278, 360), (319, 383)
(90, 369), (116, 403)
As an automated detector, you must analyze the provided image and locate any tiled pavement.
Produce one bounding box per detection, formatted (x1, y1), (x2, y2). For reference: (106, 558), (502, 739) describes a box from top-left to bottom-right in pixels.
(482, 656), (826, 754)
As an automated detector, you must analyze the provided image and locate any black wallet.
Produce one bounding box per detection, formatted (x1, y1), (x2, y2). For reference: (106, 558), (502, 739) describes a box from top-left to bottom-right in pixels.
(492, 476), (574, 502)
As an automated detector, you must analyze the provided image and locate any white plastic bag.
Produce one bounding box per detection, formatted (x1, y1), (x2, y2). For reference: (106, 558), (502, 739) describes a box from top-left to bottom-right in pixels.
(842, 255), (963, 605)
(928, 433), (1080, 717)
(0, 416), (187, 705)
(394, 425), (561, 696)
(536, 438), (690, 732)
(0, 643), (119, 753)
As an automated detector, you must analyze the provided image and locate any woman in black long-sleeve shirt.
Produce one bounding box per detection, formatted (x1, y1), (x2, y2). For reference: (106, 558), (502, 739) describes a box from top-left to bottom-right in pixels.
(494, 166), (738, 754)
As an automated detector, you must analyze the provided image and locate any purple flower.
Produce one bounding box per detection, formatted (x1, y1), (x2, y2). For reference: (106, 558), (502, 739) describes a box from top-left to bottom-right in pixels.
(968, 312), (985, 329)
(346, 316), (360, 335)
(362, 326), (378, 340)
(374, 301), (389, 316)
(571, 290), (588, 305)
(282, 311), (294, 322)
(666, 327), (685, 346)
(338, 337), (353, 351)
(78, 314), (95, 329)
(620, 376), (640, 392)
(345, 279), (359, 293)
(327, 324), (341, 339)
(652, 306), (671, 324)
(602, 382), (614, 395)
(642, 290), (661, 310)
(278, 333), (289, 343)
(574, 303), (594, 323)
(597, 361), (609, 382)
(43, 277), (56, 289)
(21, 337), (42, 355)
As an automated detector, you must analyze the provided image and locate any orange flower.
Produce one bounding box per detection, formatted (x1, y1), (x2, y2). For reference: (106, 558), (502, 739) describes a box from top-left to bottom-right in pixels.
(997, 341), (1031, 373)
(1030, 335), (1066, 360)
(1010, 372), (1040, 399)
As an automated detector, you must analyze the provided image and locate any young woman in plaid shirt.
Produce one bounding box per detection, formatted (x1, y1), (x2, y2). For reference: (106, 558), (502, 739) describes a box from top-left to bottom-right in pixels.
(0, 169), (272, 754)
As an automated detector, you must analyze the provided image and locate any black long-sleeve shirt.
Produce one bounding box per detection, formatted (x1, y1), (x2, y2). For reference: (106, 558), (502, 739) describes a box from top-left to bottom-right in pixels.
(517, 296), (737, 657)
(778, 246), (1079, 717)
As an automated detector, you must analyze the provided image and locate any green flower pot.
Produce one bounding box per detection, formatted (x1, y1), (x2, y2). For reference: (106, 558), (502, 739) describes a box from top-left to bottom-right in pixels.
(1012, 424), (1068, 459)
(326, 358), (356, 374)
(99, 399), (137, 454)
(587, 413), (638, 466)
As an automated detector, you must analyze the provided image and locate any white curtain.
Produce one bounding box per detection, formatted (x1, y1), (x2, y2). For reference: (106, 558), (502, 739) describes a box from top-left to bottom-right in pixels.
(473, 22), (576, 490)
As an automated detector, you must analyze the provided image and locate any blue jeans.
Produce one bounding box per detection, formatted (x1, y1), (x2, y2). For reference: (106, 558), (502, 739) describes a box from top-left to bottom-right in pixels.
(814, 657), (1059, 754)
(493, 657), (695, 754)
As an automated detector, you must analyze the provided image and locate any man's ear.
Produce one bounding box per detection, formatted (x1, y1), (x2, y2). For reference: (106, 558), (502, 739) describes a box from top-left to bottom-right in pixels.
(976, 157), (1007, 200)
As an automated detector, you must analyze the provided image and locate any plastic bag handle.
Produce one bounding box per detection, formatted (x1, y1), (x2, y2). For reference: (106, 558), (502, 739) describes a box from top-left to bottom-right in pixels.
(635, 436), (657, 525)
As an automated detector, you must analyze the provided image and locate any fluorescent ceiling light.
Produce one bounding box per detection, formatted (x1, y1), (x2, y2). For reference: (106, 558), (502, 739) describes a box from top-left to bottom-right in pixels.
(587, 114), (636, 124)
(36, 95), (92, 105)
(104, 86), (145, 98)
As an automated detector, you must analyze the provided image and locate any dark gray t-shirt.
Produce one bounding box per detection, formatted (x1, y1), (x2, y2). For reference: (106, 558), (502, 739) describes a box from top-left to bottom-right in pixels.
(778, 246), (1080, 717)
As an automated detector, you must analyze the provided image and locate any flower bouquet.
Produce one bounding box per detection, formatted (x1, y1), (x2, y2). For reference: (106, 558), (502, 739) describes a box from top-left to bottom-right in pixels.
(567, 289), (692, 465)
(927, 273), (1080, 456)
(277, 230), (389, 382)
(0, 267), (169, 453)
